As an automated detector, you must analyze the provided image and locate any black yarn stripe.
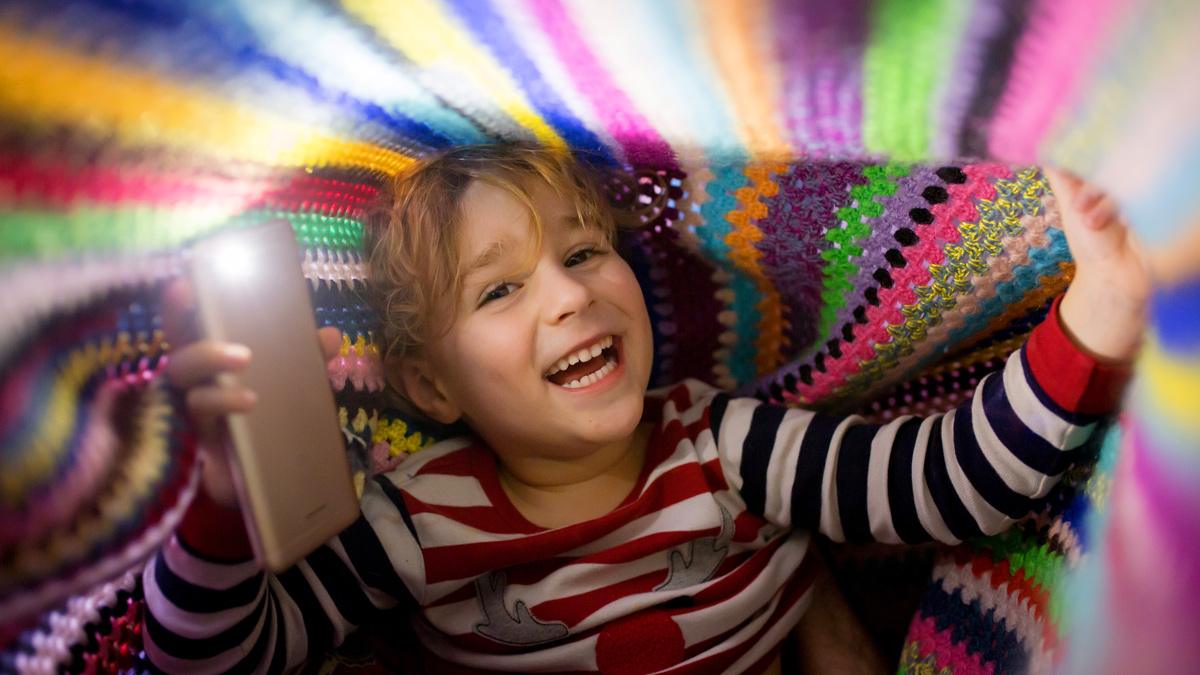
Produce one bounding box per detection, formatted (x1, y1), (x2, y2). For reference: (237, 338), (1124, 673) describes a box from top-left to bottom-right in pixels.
(958, 0), (1034, 156)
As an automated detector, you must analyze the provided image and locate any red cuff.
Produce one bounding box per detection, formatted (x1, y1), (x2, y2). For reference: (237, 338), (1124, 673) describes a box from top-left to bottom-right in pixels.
(177, 485), (254, 562)
(1025, 295), (1134, 416)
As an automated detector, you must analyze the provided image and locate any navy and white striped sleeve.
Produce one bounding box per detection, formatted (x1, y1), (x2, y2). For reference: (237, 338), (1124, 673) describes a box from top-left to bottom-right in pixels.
(711, 301), (1130, 544)
(141, 474), (423, 673)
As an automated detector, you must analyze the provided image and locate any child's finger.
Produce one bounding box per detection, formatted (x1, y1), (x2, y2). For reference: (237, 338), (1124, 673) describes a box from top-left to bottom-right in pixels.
(1083, 194), (1120, 231)
(317, 326), (343, 362)
(186, 384), (258, 418)
(1074, 186), (1106, 214)
(167, 340), (252, 389)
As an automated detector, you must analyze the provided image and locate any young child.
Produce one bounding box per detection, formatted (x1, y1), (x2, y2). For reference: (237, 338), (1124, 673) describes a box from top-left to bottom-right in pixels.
(147, 146), (1145, 674)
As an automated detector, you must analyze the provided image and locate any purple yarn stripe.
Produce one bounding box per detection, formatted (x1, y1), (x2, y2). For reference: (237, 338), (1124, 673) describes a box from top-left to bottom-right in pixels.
(524, 0), (677, 169)
(754, 162), (869, 354)
(933, 0), (1010, 158)
(773, 0), (868, 158)
(825, 166), (945, 335)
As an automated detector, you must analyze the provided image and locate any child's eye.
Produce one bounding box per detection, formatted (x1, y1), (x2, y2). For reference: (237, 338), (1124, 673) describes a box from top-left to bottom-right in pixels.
(479, 282), (519, 306)
(565, 247), (606, 267)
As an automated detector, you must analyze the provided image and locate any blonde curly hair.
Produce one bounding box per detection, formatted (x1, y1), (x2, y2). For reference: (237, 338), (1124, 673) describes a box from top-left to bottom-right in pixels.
(364, 143), (616, 364)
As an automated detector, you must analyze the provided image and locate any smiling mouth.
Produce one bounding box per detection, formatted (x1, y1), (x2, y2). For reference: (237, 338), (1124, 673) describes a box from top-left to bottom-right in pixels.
(544, 335), (620, 389)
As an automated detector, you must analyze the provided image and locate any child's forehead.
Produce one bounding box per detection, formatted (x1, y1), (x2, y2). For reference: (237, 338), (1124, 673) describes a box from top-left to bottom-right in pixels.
(457, 179), (582, 259)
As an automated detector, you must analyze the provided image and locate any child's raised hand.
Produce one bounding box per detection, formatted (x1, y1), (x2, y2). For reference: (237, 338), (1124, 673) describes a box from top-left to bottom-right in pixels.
(162, 278), (343, 508)
(1044, 168), (1152, 362)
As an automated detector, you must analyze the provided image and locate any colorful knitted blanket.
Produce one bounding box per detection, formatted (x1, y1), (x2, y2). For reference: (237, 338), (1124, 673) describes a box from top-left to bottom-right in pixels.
(1, 1), (1198, 673)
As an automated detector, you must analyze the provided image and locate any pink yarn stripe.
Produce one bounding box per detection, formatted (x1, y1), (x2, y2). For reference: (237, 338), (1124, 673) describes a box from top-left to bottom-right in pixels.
(524, 0), (677, 169)
(907, 616), (996, 675)
(786, 164), (1010, 402)
(0, 154), (378, 211)
(987, 0), (1130, 163)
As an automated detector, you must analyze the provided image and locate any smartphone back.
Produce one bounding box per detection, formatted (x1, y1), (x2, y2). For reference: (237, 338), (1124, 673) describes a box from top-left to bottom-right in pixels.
(190, 221), (358, 571)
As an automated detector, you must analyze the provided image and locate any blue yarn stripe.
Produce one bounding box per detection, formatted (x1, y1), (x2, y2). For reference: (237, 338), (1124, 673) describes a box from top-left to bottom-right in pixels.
(21, 0), (459, 152)
(442, 0), (618, 165)
(918, 581), (1028, 673)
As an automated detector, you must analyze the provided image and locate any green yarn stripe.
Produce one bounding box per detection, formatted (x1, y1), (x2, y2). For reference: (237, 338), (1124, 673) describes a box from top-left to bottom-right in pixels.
(975, 527), (1067, 624)
(817, 163), (910, 342)
(0, 208), (364, 260)
(863, 0), (967, 160)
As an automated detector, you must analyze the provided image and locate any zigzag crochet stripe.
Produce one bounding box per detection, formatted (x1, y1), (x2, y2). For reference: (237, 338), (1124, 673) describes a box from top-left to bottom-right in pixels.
(901, 615), (993, 675)
(522, 0), (676, 168)
(772, 1), (867, 157)
(933, 559), (1050, 666)
(443, 0), (617, 165)
(341, 0), (564, 149)
(916, 581), (1028, 673)
(849, 167), (1042, 395)
(876, 208), (1058, 392)
(0, 27), (414, 175)
(695, 164), (761, 385)
(4, 0), (452, 156)
(818, 163), (912, 343)
(988, 0), (1128, 164)
(224, 0), (488, 146)
(0, 208), (364, 262)
(780, 165), (1017, 404)
(754, 162), (865, 355)
(863, 0), (967, 160)
(726, 163), (789, 373)
(699, 0), (790, 159)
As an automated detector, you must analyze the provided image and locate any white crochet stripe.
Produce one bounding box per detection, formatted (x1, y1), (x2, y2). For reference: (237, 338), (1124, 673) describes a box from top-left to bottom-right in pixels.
(0, 251), (180, 361)
(491, 0), (627, 165)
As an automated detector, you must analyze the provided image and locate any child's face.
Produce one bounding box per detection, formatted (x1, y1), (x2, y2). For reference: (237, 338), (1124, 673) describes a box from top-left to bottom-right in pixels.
(419, 178), (654, 459)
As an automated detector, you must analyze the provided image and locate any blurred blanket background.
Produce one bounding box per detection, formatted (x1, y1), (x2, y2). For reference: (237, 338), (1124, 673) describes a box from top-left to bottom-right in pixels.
(1, 1), (1196, 673)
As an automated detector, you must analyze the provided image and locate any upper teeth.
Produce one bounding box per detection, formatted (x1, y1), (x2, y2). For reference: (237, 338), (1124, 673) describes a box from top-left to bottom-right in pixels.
(545, 335), (613, 376)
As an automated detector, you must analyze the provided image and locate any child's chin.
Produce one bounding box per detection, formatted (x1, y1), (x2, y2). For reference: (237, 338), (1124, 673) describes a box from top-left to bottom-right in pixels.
(578, 396), (644, 440)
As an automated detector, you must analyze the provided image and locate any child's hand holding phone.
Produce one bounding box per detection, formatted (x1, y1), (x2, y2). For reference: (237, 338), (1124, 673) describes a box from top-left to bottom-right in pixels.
(162, 279), (344, 509)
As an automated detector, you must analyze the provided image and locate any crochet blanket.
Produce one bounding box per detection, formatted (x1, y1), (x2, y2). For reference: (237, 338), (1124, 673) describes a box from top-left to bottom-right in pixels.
(2, 1), (1197, 673)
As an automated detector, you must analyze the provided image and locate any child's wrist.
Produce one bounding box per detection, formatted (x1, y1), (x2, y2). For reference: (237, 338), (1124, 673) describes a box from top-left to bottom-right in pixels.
(1059, 277), (1147, 363)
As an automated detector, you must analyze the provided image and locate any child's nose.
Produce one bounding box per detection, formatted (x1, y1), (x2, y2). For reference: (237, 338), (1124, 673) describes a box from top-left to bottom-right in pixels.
(543, 267), (594, 324)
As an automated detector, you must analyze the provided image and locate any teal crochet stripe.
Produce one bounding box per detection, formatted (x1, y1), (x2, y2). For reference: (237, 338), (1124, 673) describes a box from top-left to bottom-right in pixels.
(693, 163), (761, 385)
(939, 227), (1070, 354)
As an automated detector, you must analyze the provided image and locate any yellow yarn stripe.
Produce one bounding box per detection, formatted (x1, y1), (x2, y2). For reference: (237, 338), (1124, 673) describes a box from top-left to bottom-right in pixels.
(342, 0), (566, 150)
(1, 332), (163, 505)
(0, 26), (413, 175)
(847, 170), (1051, 396)
(9, 386), (171, 582)
(1140, 336), (1200, 435)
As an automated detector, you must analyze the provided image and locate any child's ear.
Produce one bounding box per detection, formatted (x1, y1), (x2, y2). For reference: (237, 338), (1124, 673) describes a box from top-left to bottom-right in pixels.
(386, 355), (462, 425)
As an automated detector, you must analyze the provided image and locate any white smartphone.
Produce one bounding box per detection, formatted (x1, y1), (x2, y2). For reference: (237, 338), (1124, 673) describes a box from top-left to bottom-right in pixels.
(189, 221), (359, 572)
